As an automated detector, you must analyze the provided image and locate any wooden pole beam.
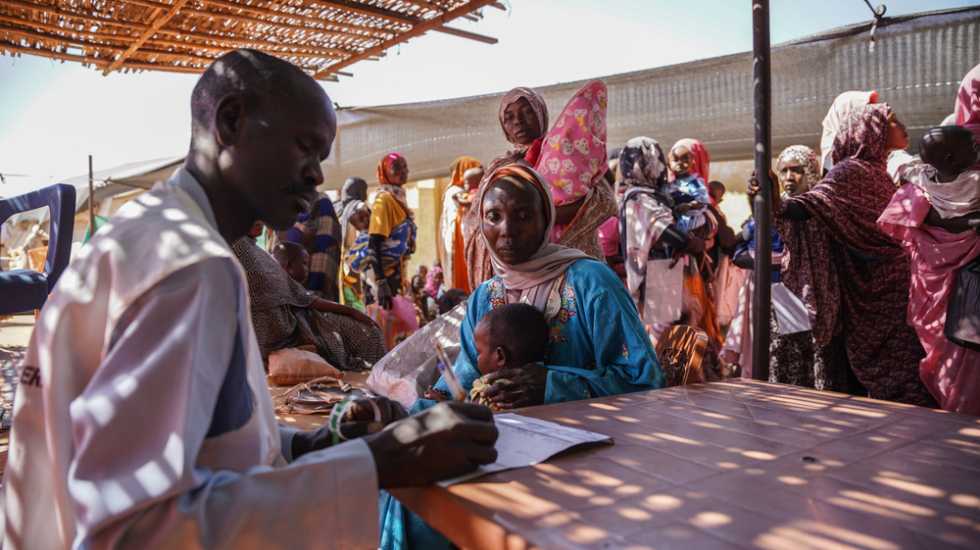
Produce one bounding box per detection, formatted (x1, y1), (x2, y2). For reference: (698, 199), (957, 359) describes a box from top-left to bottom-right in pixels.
(0, 41), (204, 74)
(309, 0), (418, 25)
(396, 1), (447, 14)
(0, 19), (345, 59)
(309, 0), (497, 44)
(1, 0), (376, 43)
(433, 26), (496, 44)
(312, 0), (498, 79)
(88, 155), (95, 238)
(751, 0), (773, 381)
(105, 0), (196, 74)
(191, 0), (392, 38)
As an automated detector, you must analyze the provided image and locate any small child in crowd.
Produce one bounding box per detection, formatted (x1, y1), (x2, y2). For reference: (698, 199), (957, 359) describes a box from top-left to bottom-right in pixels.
(272, 241), (310, 284)
(904, 125), (980, 219)
(667, 142), (710, 232)
(424, 303), (550, 409)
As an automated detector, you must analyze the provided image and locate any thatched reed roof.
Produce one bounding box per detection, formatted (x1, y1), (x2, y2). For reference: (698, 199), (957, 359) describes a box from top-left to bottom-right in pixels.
(0, 0), (500, 80)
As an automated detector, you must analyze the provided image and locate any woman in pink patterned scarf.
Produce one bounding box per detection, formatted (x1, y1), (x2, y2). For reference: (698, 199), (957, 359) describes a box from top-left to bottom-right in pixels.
(463, 86), (616, 291)
(751, 104), (937, 408)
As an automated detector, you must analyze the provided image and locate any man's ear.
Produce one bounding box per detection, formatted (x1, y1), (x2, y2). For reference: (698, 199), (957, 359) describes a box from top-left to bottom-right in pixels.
(214, 94), (246, 148)
(494, 346), (508, 368)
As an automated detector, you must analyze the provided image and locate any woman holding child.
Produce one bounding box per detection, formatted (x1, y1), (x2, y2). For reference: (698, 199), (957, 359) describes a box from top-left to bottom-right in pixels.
(751, 104), (937, 407)
(379, 163), (664, 550)
(231, 226), (386, 371)
(878, 124), (980, 415)
(420, 164), (664, 410)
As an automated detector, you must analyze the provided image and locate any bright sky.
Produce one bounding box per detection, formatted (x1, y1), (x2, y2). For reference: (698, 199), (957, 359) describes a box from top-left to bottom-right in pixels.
(1, 0), (977, 189)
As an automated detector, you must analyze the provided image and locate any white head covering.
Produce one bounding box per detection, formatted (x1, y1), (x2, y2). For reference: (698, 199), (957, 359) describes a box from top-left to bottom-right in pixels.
(820, 90), (878, 172)
(776, 145), (822, 196)
(479, 164), (592, 310)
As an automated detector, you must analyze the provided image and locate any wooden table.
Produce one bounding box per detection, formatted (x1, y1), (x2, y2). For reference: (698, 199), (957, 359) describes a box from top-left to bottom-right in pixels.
(389, 379), (980, 550)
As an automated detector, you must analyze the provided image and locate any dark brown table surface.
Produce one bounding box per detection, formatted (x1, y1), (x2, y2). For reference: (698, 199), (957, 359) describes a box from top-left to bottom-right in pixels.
(389, 379), (980, 550)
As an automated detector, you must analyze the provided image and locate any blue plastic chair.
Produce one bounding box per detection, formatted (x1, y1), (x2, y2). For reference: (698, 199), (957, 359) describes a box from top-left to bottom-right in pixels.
(0, 184), (76, 315)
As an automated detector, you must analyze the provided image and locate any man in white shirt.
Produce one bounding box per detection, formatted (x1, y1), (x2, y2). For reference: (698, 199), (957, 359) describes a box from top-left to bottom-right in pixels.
(0, 49), (497, 550)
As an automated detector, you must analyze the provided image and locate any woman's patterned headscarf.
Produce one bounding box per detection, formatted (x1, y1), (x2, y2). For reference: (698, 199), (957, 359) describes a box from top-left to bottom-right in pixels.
(376, 152), (405, 186)
(620, 137), (668, 189)
(831, 104), (890, 166)
(820, 90), (878, 171)
(498, 87), (549, 154)
(776, 145), (821, 195)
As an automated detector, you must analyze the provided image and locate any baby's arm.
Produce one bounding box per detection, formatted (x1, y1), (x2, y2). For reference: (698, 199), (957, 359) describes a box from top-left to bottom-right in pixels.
(423, 386), (449, 402)
(925, 207), (980, 233)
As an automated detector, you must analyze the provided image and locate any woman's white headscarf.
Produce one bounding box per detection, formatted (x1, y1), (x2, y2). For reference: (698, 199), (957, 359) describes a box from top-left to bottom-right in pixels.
(479, 164), (592, 310)
(820, 91), (878, 172)
(776, 145), (822, 197)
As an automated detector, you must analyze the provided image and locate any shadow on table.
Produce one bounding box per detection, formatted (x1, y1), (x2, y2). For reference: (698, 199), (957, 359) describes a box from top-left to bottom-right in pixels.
(411, 382), (980, 550)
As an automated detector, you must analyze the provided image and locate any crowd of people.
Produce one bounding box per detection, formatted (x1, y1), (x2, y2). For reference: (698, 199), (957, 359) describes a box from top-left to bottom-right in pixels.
(2, 47), (979, 549)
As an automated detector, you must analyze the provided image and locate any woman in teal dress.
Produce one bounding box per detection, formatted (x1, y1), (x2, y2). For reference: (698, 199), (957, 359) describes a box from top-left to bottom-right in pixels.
(418, 163), (664, 410)
(380, 164), (665, 550)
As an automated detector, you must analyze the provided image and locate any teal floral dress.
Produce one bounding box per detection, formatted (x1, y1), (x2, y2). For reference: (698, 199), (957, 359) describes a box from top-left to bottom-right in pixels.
(413, 257), (665, 409)
(382, 259), (665, 550)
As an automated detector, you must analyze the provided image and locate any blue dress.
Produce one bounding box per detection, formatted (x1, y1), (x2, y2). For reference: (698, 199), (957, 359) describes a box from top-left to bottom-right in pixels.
(413, 258), (665, 412)
(667, 174), (710, 232)
(380, 259), (665, 550)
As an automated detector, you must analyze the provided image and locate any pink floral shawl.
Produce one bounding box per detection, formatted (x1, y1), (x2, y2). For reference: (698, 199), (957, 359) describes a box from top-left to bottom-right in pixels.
(879, 183), (980, 414)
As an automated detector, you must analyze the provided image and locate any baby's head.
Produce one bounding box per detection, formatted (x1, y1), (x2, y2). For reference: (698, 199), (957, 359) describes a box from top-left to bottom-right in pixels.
(463, 167), (485, 192)
(708, 181), (725, 206)
(669, 146), (694, 178)
(919, 125), (980, 176)
(349, 203), (371, 232)
(473, 303), (550, 376)
(272, 241), (310, 284)
(411, 274), (425, 295)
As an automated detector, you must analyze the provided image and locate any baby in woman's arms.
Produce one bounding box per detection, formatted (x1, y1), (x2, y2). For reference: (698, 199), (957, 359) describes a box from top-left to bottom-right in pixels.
(424, 303), (551, 409)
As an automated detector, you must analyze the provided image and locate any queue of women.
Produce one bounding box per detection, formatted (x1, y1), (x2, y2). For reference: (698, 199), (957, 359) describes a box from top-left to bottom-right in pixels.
(219, 63), (980, 550)
(239, 63), (980, 423)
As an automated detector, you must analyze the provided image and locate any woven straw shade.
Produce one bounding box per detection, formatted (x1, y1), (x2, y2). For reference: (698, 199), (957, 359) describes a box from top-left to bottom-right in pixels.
(0, 0), (499, 80)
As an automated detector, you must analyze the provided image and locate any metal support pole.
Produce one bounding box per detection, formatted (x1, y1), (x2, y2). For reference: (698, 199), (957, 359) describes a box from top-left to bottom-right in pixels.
(751, 0), (772, 381)
(88, 155), (95, 236)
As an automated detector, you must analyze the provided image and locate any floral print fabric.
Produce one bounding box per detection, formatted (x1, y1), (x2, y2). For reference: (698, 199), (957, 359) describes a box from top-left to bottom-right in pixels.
(534, 80), (608, 206)
(776, 104), (936, 407)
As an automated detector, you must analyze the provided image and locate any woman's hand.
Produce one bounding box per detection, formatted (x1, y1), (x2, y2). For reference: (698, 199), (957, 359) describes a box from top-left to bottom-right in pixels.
(676, 201), (702, 214)
(375, 281), (394, 310)
(349, 308), (377, 327)
(746, 170), (782, 214)
(480, 364), (549, 409)
(309, 299), (378, 327)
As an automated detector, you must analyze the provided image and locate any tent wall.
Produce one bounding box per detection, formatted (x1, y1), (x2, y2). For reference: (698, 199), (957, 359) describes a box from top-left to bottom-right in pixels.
(320, 6), (980, 188)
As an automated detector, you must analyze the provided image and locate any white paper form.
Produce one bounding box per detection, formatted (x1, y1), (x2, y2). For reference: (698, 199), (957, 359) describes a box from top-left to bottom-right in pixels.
(437, 413), (613, 487)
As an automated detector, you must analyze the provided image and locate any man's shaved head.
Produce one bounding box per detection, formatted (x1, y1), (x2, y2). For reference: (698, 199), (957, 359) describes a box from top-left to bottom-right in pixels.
(190, 49), (327, 142)
(184, 49), (337, 240)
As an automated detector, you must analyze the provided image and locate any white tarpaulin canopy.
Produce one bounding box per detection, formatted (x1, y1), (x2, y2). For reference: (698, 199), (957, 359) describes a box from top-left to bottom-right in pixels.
(2, 156), (184, 226)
